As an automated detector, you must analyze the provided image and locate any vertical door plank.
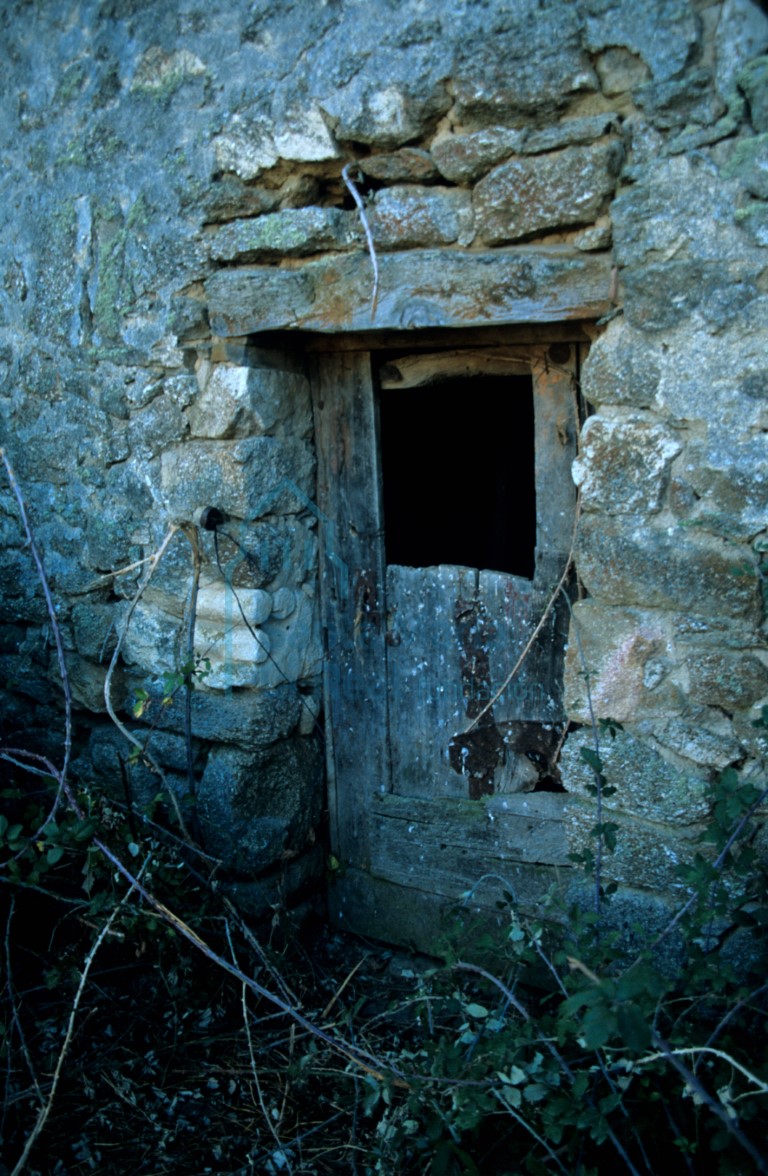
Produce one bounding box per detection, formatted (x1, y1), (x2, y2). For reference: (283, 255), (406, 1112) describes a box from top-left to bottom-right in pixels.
(530, 345), (579, 561)
(310, 352), (390, 871)
(386, 565), (477, 800)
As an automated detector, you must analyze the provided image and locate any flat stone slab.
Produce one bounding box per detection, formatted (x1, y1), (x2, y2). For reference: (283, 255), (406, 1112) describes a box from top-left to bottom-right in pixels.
(205, 246), (614, 334)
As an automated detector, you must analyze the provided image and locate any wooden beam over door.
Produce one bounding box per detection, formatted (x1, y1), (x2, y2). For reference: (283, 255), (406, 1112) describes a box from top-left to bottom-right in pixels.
(206, 246), (614, 336)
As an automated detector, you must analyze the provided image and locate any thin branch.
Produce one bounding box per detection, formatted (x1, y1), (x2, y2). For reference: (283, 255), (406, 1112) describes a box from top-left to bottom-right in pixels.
(459, 495), (580, 737)
(342, 163), (379, 319)
(624, 1046), (768, 1100)
(102, 523), (193, 842)
(180, 523), (201, 835)
(491, 1089), (570, 1175)
(649, 1034), (768, 1174)
(225, 919), (294, 1176)
(9, 868), (144, 1176)
(704, 982), (768, 1054)
(222, 896), (301, 1011)
(641, 781), (768, 962)
(4, 897), (44, 1110)
(0, 448), (72, 791)
(455, 963), (644, 1176)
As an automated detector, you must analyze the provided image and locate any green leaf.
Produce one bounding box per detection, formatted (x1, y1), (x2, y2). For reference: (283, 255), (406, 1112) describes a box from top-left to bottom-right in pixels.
(561, 987), (605, 1018)
(602, 823), (618, 852)
(499, 1084), (522, 1108)
(46, 844), (65, 865)
(580, 747), (603, 773)
(616, 1002), (651, 1051)
(464, 1003), (489, 1019)
(615, 964), (664, 1003)
(72, 818), (97, 842)
(581, 1005), (617, 1049)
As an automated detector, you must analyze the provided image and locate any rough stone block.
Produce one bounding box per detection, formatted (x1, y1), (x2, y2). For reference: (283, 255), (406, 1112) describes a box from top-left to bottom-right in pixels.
(560, 726), (710, 823)
(188, 365), (311, 440)
(209, 208), (357, 262)
(370, 186), (474, 249)
(678, 435), (768, 539)
(564, 798), (703, 892)
(716, 4), (768, 99)
(572, 415), (682, 514)
(197, 737), (323, 876)
(582, 0), (699, 85)
(576, 516), (762, 621)
(738, 55), (768, 132)
(67, 656), (113, 714)
(523, 114), (621, 155)
(127, 396), (187, 459)
(119, 600), (182, 677)
(573, 218), (613, 252)
(656, 710), (746, 770)
(72, 602), (119, 661)
(361, 148), (438, 182)
(622, 261), (761, 332)
(322, 74), (450, 148)
(213, 113), (279, 179)
(581, 318), (661, 409)
(144, 682), (302, 749)
(273, 106), (341, 162)
(161, 437), (314, 522)
(563, 602), (680, 723)
(634, 68), (726, 131)
(612, 156), (755, 265)
(594, 46), (651, 95)
(451, 5), (594, 124)
(684, 648), (768, 712)
(221, 845), (326, 919)
(431, 127), (526, 183)
(474, 143), (623, 244)
(723, 133), (768, 199)
(654, 320), (768, 429)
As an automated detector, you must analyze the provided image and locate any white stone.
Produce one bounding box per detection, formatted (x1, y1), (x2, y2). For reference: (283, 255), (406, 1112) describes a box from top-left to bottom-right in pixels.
(196, 584), (272, 626)
(188, 365), (252, 439)
(271, 587), (297, 619)
(213, 115), (278, 179)
(274, 107), (340, 162)
(195, 622), (271, 689)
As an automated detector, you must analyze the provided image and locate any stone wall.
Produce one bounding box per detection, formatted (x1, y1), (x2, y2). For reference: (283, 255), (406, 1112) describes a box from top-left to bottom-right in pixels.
(0, 0), (766, 922)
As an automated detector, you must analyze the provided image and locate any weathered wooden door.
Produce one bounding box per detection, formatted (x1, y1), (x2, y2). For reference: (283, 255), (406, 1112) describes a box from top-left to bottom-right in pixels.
(311, 341), (579, 951)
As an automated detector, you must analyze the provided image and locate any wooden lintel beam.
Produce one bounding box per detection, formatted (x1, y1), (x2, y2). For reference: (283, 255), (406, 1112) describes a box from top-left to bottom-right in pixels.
(205, 247), (614, 336)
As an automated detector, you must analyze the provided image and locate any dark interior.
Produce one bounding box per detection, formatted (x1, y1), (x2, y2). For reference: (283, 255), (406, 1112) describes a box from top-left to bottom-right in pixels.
(378, 373), (536, 578)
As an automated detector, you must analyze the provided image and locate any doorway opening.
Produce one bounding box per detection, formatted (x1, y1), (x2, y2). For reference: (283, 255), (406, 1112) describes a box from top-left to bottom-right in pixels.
(378, 372), (536, 579)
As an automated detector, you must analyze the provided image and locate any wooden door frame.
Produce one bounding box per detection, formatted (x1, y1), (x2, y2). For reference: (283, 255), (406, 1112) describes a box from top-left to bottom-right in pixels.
(309, 327), (588, 948)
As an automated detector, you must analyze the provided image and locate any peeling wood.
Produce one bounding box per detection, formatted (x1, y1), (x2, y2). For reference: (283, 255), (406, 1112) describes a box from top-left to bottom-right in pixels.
(206, 247), (614, 336)
(310, 352), (390, 870)
(328, 862), (573, 952)
(379, 348), (532, 388)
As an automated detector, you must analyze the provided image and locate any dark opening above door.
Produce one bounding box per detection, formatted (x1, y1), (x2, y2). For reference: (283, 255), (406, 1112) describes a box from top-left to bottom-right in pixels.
(378, 374), (536, 578)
